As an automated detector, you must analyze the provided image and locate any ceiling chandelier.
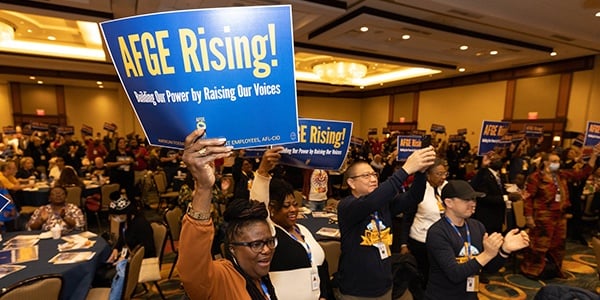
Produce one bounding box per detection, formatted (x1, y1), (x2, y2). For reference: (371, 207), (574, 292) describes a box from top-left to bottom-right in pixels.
(312, 61), (368, 85)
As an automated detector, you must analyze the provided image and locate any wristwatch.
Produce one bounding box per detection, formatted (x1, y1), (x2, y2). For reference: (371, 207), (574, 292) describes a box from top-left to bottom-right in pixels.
(186, 203), (212, 221)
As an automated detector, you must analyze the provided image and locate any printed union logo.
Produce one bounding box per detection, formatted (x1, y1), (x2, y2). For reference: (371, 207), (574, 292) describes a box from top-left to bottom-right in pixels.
(196, 117), (206, 130)
(290, 131), (296, 140)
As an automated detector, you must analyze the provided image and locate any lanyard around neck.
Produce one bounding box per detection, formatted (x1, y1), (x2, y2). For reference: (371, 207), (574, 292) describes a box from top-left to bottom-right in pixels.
(444, 216), (472, 258)
(289, 225), (312, 262)
(260, 280), (271, 300)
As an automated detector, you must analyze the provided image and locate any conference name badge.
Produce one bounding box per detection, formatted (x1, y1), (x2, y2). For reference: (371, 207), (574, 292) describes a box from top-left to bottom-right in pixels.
(360, 226), (392, 260)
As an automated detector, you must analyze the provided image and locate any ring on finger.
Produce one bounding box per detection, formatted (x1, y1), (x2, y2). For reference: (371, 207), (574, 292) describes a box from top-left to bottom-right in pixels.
(197, 148), (208, 156)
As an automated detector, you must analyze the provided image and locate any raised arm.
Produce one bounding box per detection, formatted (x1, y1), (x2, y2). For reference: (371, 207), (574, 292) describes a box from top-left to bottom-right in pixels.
(250, 147), (283, 205)
(178, 129), (233, 299)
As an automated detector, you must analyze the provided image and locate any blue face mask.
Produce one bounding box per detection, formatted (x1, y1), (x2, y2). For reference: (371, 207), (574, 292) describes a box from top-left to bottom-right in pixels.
(549, 162), (560, 172)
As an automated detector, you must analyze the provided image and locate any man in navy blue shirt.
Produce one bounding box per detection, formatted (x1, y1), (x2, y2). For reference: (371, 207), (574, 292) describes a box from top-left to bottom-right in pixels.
(337, 147), (436, 299)
(425, 180), (529, 300)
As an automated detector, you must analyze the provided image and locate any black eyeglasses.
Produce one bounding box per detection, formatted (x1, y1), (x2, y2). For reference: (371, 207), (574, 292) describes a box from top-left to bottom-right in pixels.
(230, 237), (278, 253)
(349, 172), (378, 180)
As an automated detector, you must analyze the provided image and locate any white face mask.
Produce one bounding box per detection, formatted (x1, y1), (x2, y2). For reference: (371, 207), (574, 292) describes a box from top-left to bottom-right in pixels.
(111, 215), (126, 223)
(549, 162), (560, 172)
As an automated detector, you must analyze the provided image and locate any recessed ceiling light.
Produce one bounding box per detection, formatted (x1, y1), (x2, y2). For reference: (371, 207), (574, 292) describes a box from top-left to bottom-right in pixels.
(99, 85), (104, 89)
(550, 51), (557, 56)
(459, 45), (469, 51)
(29, 76), (35, 80)
(458, 67), (466, 72)
(47, 36), (56, 41)
(401, 34), (410, 40)
(359, 86), (365, 89)
(37, 80), (43, 84)
(595, 12), (600, 17)
(26, 29), (32, 33)
(96, 81), (103, 85)
(360, 26), (369, 32)
(490, 50), (498, 55)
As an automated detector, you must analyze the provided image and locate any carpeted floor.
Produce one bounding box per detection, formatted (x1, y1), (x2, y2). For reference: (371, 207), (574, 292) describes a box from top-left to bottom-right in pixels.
(478, 240), (600, 300)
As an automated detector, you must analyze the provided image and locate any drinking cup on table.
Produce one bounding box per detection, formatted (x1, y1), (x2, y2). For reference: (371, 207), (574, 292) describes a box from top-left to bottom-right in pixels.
(51, 226), (61, 239)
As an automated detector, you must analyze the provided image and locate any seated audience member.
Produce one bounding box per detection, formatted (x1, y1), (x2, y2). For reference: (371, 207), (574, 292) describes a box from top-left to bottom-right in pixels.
(88, 156), (108, 179)
(251, 147), (331, 300)
(48, 157), (66, 182)
(425, 180), (530, 300)
(16, 156), (40, 180)
(337, 147), (435, 299)
(177, 129), (278, 299)
(0, 160), (33, 192)
(0, 143), (14, 161)
(107, 191), (156, 260)
(55, 166), (84, 188)
(94, 191), (155, 287)
(27, 186), (85, 232)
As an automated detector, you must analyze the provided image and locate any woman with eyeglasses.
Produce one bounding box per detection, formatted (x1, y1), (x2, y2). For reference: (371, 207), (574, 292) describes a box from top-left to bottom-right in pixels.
(337, 147), (436, 299)
(178, 129), (278, 300)
(250, 147), (331, 300)
(399, 158), (448, 291)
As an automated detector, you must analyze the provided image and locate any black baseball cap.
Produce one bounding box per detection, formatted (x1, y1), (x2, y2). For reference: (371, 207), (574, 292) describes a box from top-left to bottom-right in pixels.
(441, 180), (485, 200)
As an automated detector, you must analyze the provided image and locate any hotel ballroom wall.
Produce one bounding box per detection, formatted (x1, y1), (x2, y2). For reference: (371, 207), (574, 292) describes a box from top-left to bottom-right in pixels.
(1, 55), (600, 145)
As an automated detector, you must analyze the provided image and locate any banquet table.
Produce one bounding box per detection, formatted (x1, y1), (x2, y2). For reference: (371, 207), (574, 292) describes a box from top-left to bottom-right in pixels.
(296, 211), (340, 241)
(0, 231), (111, 300)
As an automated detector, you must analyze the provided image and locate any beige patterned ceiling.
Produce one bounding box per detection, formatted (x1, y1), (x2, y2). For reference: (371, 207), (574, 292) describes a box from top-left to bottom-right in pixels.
(0, 0), (598, 93)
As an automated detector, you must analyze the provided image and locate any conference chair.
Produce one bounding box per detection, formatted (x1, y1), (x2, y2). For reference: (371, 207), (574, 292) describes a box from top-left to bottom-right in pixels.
(100, 183), (120, 211)
(88, 183), (119, 232)
(0, 274), (63, 300)
(153, 171), (179, 211)
(138, 222), (167, 300)
(318, 240), (341, 279)
(86, 246), (145, 300)
(65, 186), (83, 207)
(164, 206), (183, 279)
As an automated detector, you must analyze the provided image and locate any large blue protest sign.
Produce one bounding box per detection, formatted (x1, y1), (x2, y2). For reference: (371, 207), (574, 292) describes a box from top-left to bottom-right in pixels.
(396, 135), (423, 161)
(478, 120), (510, 155)
(277, 118), (352, 171)
(101, 6), (298, 149)
(584, 121), (600, 146)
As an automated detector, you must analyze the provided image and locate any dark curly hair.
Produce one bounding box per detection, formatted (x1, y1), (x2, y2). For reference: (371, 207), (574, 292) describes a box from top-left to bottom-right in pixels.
(268, 178), (295, 211)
